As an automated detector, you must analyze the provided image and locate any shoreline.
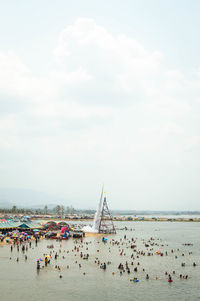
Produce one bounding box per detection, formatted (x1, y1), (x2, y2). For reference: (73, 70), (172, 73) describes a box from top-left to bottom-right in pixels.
(35, 217), (200, 222)
(1, 215), (200, 223)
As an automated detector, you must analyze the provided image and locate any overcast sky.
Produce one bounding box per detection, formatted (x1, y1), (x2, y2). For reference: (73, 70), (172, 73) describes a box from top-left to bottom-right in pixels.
(0, 0), (200, 210)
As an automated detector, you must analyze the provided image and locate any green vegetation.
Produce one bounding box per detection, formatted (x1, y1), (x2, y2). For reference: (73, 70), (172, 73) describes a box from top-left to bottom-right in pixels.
(0, 204), (78, 215)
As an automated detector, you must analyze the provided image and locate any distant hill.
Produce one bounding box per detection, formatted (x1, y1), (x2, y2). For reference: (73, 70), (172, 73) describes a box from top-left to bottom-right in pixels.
(0, 200), (13, 209)
(0, 188), (64, 208)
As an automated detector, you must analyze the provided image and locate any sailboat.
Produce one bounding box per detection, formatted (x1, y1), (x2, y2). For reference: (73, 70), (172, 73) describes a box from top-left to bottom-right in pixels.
(82, 186), (116, 234)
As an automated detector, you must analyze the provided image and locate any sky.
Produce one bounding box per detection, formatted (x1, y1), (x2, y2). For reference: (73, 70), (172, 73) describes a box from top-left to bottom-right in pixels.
(0, 0), (200, 210)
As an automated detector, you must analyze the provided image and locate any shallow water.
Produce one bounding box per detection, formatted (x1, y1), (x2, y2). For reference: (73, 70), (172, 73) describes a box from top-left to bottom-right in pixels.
(1, 222), (200, 301)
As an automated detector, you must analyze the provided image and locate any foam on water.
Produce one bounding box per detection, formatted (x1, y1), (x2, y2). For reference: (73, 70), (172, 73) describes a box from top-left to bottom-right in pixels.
(82, 225), (98, 233)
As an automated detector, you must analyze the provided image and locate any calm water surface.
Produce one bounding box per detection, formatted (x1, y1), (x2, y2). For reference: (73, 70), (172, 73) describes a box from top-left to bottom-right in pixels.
(0, 221), (200, 301)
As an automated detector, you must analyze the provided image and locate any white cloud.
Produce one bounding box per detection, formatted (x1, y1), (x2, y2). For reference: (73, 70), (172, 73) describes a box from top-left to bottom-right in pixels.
(53, 18), (164, 105)
(0, 51), (29, 97)
(185, 136), (200, 150)
(140, 122), (184, 136)
(0, 18), (200, 209)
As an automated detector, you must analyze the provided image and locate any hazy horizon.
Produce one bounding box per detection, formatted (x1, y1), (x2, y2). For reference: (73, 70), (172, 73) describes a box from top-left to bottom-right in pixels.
(0, 187), (199, 212)
(0, 1), (200, 210)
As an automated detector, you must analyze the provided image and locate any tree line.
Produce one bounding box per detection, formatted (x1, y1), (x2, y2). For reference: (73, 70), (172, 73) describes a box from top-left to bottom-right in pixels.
(0, 205), (95, 215)
(0, 205), (75, 215)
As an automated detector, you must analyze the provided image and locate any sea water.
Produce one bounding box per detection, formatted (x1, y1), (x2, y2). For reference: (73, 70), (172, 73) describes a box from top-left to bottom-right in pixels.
(0, 221), (200, 301)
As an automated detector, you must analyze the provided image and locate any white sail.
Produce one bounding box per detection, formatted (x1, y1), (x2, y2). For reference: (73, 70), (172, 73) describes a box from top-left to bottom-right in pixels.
(92, 185), (104, 231)
(82, 186), (104, 233)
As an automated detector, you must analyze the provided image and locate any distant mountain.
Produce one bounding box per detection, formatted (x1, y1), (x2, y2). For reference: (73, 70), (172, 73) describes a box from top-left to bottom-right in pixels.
(0, 188), (64, 208)
(0, 200), (13, 209)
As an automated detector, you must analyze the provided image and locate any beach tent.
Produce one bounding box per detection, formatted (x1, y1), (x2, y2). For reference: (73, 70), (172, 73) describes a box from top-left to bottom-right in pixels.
(0, 220), (42, 230)
(45, 221), (57, 229)
(58, 221), (68, 227)
(18, 223), (30, 228)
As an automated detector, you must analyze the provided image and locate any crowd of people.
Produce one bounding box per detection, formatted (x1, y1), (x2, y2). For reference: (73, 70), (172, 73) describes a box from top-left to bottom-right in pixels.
(2, 227), (198, 284)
